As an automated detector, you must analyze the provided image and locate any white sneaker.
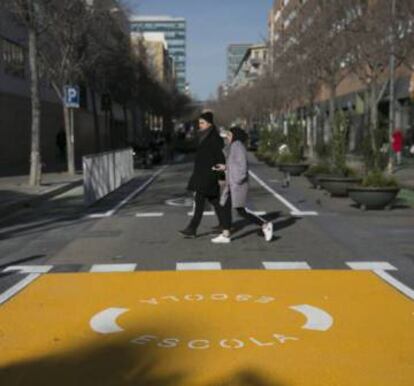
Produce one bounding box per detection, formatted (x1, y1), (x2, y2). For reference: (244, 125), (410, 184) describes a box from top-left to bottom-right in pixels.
(211, 233), (231, 244)
(263, 222), (273, 242)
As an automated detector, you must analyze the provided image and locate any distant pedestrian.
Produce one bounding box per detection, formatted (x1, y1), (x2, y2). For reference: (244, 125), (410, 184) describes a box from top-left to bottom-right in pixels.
(56, 128), (66, 161)
(211, 126), (273, 243)
(392, 128), (404, 166)
(278, 143), (290, 187)
(179, 112), (227, 238)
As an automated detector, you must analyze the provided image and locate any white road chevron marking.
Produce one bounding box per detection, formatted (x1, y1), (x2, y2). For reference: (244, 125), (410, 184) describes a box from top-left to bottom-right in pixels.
(290, 304), (334, 331)
(90, 307), (129, 334)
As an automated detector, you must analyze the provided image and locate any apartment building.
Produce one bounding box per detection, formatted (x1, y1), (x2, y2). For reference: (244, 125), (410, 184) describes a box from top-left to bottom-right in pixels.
(226, 44), (252, 85)
(130, 15), (187, 93)
(131, 32), (175, 87)
(231, 44), (268, 90)
(268, 0), (413, 133)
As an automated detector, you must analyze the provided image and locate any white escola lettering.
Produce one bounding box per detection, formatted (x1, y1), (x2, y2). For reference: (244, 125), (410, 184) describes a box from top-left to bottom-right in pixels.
(255, 296), (275, 304)
(211, 294), (228, 301)
(273, 334), (299, 344)
(184, 294), (204, 301)
(157, 338), (180, 348)
(235, 294), (253, 302)
(140, 298), (158, 305)
(188, 340), (210, 350)
(249, 337), (275, 347)
(130, 335), (157, 345)
(220, 339), (245, 349)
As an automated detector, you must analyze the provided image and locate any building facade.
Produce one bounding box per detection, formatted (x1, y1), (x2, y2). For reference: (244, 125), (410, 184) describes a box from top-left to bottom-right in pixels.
(231, 44), (268, 90)
(131, 32), (175, 87)
(130, 15), (186, 93)
(226, 43), (252, 85)
(268, 0), (414, 136)
(0, 3), (133, 174)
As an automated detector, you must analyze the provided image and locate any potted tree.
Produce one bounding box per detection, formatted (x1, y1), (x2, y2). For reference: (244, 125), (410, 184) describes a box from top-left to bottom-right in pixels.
(256, 128), (286, 167)
(318, 112), (362, 196)
(348, 170), (400, 210)
(277, 119), (309, 176)
(348, 131), (400, 210)
(304, 163), (332, 189)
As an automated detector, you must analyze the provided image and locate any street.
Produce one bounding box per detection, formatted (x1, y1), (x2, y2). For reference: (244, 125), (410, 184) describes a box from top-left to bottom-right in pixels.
(0, 155), (413, 385)
(1, 155), (413, 277)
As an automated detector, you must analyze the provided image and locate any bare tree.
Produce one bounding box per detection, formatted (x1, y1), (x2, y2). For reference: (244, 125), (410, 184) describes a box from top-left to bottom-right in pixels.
(347, 0), (407, 169)
(6, 0), (50, 186)
(37, 0), (98, 174)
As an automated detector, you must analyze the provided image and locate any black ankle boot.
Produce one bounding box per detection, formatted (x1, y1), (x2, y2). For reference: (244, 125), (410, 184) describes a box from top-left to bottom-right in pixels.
(178, 227), (196, 238)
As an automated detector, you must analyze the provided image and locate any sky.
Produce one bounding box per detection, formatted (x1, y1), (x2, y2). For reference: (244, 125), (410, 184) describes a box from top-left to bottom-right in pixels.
(125, 0), (273, 101)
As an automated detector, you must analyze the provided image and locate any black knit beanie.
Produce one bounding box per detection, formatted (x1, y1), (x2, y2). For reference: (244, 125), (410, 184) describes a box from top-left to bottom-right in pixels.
(230, 126), (248, 144)
(199, 111), (214, 125)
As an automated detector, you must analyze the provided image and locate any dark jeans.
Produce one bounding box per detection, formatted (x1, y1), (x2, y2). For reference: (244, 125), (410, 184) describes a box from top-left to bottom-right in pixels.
(219, 195), (265, 231)
(235, 207), (265, 226)
(189, 191), (231, 231)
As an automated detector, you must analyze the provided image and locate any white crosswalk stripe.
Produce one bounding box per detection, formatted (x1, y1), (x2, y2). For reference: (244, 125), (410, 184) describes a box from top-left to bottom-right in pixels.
(90, 264), (137, 273)
(262, 262), (311, 270)
(176, 262), (222, 271)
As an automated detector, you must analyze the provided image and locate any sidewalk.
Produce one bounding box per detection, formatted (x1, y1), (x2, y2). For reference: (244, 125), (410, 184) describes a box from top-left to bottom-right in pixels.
(0, 160), (172, 220)
(393, 157), (414, 191)
(0, 172), (83, 219)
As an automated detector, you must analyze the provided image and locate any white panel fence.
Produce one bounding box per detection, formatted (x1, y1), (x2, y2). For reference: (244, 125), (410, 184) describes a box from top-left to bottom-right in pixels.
(83, 148), (134, 206)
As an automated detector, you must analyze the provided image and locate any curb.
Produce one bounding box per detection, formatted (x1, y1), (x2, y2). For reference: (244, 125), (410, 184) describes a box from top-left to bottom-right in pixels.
(0, 179), (83, 219)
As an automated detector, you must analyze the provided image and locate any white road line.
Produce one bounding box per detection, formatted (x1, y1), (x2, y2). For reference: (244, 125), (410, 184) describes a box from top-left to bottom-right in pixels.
(135, 212), (164, 217)
(187, 211), (266, 216)
(3, 265), (53, 274)
(187, 211), (215, 216)
(373, 270), (414, 300)
(346, 262), (397, 271)
(90, 264), (137, 273)
(87, 166), (168, 219)
(176, 262), (222, 271)
(347, 261), (414, 300)
(0, 273), (42, 305)
(263, 262), (311, 270)
(249, 170), (318, 216)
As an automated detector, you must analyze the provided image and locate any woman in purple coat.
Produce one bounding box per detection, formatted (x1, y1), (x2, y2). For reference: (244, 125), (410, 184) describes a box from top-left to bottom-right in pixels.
(212, 126), (273, 243)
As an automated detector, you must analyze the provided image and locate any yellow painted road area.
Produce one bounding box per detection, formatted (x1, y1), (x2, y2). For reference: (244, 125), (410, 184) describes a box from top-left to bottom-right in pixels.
(0, 270), (413, 386)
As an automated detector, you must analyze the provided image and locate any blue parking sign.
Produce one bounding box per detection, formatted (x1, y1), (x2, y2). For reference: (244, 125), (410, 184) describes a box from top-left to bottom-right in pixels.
(64, 85), (80, 108)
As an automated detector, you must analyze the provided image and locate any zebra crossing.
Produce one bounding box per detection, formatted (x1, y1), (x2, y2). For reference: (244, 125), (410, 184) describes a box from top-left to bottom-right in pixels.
(0, 260), (400, 274)
(1, 260), (413, 305)
(0, 260), (404, 274)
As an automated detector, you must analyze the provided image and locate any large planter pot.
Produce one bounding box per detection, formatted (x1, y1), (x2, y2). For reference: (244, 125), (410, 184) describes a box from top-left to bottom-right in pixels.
(305, 174), (319, 188)
(278, 163), (309, 176)
(318, 176), (362, 197)
(305, 173), (331, 189)
(348, 186), (400, 210)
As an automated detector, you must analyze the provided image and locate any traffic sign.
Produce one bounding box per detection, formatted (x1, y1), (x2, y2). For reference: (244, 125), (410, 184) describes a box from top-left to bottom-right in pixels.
(64, 85), (80, 108)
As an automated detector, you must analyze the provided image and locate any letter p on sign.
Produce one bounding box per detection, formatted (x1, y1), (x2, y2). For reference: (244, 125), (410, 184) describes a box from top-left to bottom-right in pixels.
(64, 85), (80, 108)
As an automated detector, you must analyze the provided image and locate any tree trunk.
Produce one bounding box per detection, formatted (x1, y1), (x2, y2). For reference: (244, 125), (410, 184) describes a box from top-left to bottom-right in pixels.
(123, 104), (129, 145)
(369, 84), (379, 169)
(307, 105), (315, 160)
(63, 105), (75, 174)
(328, 83), (336, 142)
(90, 87), (100, 153)
(28, 26), (41, 187)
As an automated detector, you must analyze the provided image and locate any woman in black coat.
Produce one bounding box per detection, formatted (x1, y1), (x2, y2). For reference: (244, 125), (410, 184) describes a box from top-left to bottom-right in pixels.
(179, 112), (230, 238)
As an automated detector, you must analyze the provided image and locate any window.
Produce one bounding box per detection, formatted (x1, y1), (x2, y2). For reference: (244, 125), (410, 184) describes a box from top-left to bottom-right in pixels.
(0, 37), (25, 78)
